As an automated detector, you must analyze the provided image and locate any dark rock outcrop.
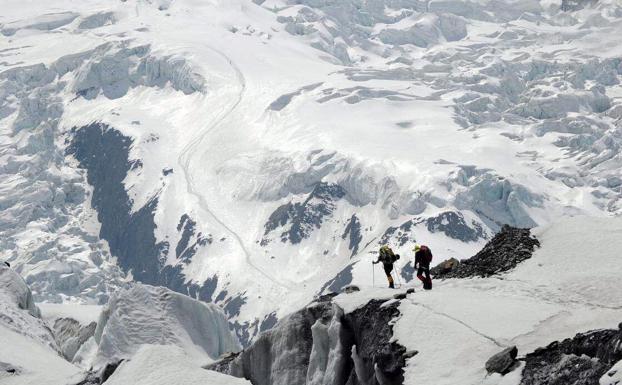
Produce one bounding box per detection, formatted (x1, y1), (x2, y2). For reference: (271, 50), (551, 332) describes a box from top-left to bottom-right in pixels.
(343, 285), (360, 293)
(425, 211), (486, 242)
(67, 123), (225, 337)
(1, 361), (21, 375)
(486, 346), (518, 375)
(342, 214), (363, 256)
(379, 219), (417, 247)
(74, 360), (123, 385)
(432, 258), (460, 275)
(344, 299), (406, 385)
(561, 0), (598, 11)
(263, 182), (346, 245)
(400, 261), (414, 282)
(521, 324), (622, 385)
(431, 225), (540, 279)
(207, 296), (407, 385)
(380, 211), (485, 251)
(319, 263), (356, 295)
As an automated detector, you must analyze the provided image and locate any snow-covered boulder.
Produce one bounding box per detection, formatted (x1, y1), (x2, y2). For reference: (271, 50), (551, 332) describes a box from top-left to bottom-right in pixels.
(103, 344), (250, 385)
(485, 346), (518, 374)
(93, 284), (240, 368)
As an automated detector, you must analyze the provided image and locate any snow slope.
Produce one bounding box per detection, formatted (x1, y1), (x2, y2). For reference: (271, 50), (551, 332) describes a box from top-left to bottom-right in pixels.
(394, 215), (622, 385)
(104, 344), (251, 385)
(0, 325), (83, 385)
(1, 213), (621, 384)
(207, 215), (621, 385)
(1, 0), (622, 344)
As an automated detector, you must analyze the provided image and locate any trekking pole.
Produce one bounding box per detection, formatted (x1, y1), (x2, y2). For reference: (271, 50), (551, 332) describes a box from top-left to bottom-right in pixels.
(394, 261), (402, 288)
(393, 271), (401, 289)
(372, 261), (375, 288)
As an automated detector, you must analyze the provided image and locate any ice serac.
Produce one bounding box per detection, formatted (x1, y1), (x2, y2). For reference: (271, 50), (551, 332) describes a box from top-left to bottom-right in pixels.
(72, 43), (205, 99)
(0, 265), (58, 351)
(0, 265), (40, 318)
(93, 283), (240, 369)
(0, 59), (125, 305)
(1, 11), (79, 36)
(207, 295), (406, 385)
(51, 317), (97, 361)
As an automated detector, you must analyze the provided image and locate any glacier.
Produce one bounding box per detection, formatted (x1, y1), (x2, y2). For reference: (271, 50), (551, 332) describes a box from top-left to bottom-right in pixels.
(0, 0), (621, 372)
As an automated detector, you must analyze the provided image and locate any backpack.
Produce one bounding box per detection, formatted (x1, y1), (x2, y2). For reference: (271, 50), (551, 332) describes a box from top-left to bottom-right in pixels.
(379, 246), (398, 263)
(421, 245), (433, 263)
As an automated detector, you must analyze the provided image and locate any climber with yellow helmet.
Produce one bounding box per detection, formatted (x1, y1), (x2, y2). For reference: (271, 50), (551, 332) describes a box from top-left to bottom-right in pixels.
(413, 244), (433, 290)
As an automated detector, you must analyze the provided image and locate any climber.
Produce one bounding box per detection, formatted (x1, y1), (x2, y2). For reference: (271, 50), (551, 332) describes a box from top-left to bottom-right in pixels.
(2, 261), (9, 268)
(414, 244), (433, 290)
(373, 245), (400, 288)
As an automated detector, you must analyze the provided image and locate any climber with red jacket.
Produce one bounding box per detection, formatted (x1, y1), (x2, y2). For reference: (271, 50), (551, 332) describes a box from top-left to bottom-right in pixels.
(414, 244), (433, 290)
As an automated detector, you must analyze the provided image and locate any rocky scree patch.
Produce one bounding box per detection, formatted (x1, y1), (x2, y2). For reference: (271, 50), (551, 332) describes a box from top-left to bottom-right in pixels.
(431, 225), (540, 279)
(521, 323), (622, 385)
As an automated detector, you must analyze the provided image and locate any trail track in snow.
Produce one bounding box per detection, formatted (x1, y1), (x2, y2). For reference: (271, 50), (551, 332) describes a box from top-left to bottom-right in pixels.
(410, 300), (507, 348)
(177, 47), (293, 291)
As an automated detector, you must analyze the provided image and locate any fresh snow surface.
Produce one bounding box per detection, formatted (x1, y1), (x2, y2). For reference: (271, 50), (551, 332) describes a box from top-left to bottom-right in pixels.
(2, 0), (622, 344)
(104, 344), (251, 385)
(0, 324), (82, 385)
(93, 283), (240, 369)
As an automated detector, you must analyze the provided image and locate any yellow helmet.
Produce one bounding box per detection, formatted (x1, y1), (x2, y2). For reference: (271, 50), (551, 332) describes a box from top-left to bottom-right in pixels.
(413, 244), (421, 252)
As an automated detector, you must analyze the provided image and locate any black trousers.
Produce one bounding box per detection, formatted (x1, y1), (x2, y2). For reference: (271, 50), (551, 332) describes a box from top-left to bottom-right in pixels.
(382, 263), (395, 287)
(383, 263), (393, 276)
(417, 266), (432, 289)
